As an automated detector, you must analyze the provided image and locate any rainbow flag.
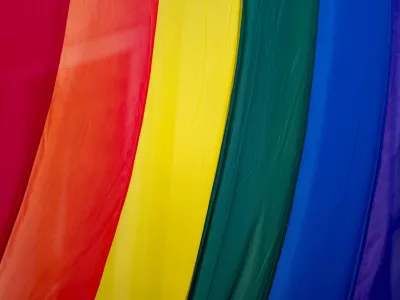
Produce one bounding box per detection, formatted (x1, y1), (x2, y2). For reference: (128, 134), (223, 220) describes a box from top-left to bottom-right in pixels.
(0, 0), (395, 299)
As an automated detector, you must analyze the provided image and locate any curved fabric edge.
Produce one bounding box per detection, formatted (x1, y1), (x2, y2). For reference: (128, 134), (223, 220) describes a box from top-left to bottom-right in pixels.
(188, 0), (319, 299)
(0, 0), (70, 258)
(269, 0), (392, 299)
(96, 1), (241, 299)
(0, 1), (158, 299)
(352, 1), (399, 298)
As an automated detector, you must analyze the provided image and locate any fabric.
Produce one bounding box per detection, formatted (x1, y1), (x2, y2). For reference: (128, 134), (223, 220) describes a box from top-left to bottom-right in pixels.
(269, 0), (392, 299)
(0, 0), (157, 299)
(96, 1), (241, 299)
(0, 0), (70, 258)
(352, 1), (399, 299)
(188, 0), (319, 299)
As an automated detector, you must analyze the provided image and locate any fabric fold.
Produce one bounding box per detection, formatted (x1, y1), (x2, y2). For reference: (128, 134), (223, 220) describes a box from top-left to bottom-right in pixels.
(352, 1), (399, 299)
(269, 0), (392, 299)
(96, 1), (241, 299)
(0, 0), (157, 298)
(188, 0), (319, 299)
(0, 0), (70, 258)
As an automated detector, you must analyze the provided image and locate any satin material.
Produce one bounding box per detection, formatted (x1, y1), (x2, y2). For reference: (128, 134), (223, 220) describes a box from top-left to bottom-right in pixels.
(188, 0), (318, 298)
(96, 1), (241, 299)
(0, 0), (157, 298)
(0, 0), (69, 258)
(269, 0), (392, 299)
(353, 2), (399, 299)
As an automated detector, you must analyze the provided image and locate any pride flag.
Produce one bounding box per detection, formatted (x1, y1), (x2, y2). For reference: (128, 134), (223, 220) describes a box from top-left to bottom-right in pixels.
(0, 0), (395, 299)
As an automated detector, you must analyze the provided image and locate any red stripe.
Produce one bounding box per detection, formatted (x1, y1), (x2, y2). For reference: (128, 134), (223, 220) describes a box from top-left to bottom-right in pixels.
(0, 0), (70, 258)
(0, 0), (158, 298)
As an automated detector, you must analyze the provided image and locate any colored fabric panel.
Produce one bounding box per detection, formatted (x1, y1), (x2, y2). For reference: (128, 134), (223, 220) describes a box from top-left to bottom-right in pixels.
(269, 0), (392, 299)
(0, 0), (157, 299)
(353, 2), (399, 299)
(96, 1), (241, 299)
(188, 0), (318, 299)
(0, 0), (69, 258)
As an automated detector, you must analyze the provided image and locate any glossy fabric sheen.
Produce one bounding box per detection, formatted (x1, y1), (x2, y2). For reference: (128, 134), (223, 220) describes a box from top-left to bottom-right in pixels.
(188, 0), (318, 299)
(353, 1), (399, 299)
(96, 1), (240, 299)
(0, 0), (157, 298)
(269, 0), (392, 299)
(0, 0), (69, 258)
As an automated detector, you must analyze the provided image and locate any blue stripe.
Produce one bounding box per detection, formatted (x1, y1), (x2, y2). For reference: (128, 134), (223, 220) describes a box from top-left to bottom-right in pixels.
(269, 0), (392, 299)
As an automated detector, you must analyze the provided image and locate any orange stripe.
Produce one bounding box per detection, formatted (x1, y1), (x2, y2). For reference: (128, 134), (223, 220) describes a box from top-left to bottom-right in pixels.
(0, 0), (157, 298)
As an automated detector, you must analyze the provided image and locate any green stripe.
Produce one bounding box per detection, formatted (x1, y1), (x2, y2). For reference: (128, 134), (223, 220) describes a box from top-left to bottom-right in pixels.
(188, 0), (319, 299)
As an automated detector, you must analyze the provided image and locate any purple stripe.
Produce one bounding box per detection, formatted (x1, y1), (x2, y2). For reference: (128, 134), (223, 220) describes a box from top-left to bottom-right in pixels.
(353, 2), (400, 299)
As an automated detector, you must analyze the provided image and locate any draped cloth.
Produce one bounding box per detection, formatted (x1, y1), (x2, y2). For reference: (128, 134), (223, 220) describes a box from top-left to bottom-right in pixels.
(0, 0), (157, 298)
(96, 1), (241, 299)
(0, 0), (70, 258)
(353, 1), (400, 299)
(269, 0), (392, 299)
(188, 0), (319, 298)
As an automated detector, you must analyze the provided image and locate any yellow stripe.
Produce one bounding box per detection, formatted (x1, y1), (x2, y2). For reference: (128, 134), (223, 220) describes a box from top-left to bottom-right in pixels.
(96, 0), (241, 299)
